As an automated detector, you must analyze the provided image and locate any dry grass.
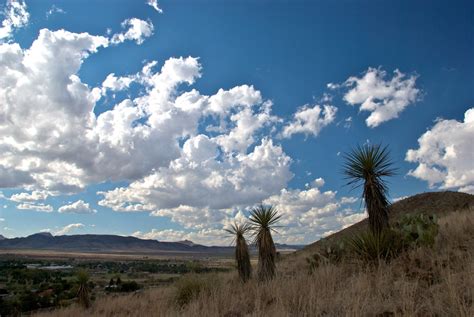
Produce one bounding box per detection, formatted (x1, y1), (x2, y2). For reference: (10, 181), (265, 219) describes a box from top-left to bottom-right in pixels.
(35, 208), (473, 317)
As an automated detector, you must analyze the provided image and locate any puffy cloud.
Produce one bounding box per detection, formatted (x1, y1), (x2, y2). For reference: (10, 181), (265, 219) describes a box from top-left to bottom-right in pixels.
(312, 177), (325, 188)
(9, 190), (49, 202)
(0, 0), (29, 41)
(101, 73), (135, 93)
(342, 68), (419, 127)
(111, 18), (154, 45)
(1, 23), (292, 201)
(146, 0), (163, 13)
(207, 85), (262, 115)
(0, 29), (108, 192)
(282, 104), (337, 138)
(99, 138), (293, 224)
(58, 200), (96, 214)
(406, 108), (474, 193)
(16, 203), (53, 212)
(215, 101), (281, 153)
(261, 181), (363, 244)
(55, 223), (84, 235)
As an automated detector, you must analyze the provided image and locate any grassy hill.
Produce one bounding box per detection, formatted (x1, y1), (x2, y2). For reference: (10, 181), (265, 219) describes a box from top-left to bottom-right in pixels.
(284, 191), (474, 268)
(35, 191), (473, 316)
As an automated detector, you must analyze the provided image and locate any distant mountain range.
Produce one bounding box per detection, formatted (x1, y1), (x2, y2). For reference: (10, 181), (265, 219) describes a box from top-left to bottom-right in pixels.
(0, 232), (304, 255)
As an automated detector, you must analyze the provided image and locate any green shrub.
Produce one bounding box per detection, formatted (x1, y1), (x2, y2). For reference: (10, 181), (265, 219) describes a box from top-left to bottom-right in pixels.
(120, 280), (140, 292)
(394, 213), (438, 248)
(308, 213), (440, 269)
(347, 229), (402, 263)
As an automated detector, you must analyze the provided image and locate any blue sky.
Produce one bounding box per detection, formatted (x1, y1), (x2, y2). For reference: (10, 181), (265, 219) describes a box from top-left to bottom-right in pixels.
(0, 0), (472, 244)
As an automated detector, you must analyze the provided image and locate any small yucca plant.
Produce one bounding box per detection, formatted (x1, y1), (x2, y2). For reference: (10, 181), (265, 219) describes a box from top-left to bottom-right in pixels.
(347, 229), (400, 263)
(225, 222), (252, 282)
(76, 269), (91, 309)
(249, 204), (281, 282)
(343, 144), (396, 235)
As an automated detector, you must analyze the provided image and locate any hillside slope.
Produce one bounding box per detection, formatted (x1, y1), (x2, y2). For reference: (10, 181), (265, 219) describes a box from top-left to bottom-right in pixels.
(286, 191), (474, 265)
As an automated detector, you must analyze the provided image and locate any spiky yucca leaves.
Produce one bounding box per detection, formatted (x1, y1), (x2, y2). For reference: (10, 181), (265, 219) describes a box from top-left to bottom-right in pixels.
(347, 229), (401, 263)
(225, 222), (252, 282)
(76, 270), (91, 309)
(343, 144), (396, 235)
(249, 204), (281, 282)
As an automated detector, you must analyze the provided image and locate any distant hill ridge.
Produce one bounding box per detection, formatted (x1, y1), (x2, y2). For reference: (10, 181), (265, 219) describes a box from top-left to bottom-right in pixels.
(0, 233), (227, 254)
(0, 232), (303, 254)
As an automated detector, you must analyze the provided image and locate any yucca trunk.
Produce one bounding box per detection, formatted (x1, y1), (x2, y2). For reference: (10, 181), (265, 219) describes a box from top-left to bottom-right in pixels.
(235, 233), (251, 282)
(364, 176), (390, 235)
(257, 228), (277, 281)
(77, 283), (90, 309)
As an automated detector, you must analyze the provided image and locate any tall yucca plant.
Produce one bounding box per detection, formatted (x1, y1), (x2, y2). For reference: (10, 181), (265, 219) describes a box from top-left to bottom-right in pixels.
(343, 144), (396, 235)
(249, 204), (281, 282)
(225, 222), (252, 282)
(76, 270), (91, 309)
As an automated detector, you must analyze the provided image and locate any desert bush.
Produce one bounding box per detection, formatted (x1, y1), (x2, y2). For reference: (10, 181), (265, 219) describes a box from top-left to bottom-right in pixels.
(174, 274), (220, 307)
(174, 275), (204, 307)
(394, 213), (439, 248)
(307, 239), (346, 272)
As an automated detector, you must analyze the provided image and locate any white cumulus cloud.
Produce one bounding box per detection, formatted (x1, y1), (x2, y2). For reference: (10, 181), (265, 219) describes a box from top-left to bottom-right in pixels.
(146, 0), (163, 13)
(101, 73), (135, 93)
(99, 138), (293, 228)
(342, 67), (419, 127)
(111, 18), (154, 45)
(252, 180), (364, 244)
(58, 200), (96, 214)
(9, 190), (50, 202)
(406, 108), (474, 193)
(282, 104), (337, 138)
(55, 223), (84, 235)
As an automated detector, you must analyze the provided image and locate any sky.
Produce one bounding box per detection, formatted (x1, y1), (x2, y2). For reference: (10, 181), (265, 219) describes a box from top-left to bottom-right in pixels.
(0, 0), (472, 245)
